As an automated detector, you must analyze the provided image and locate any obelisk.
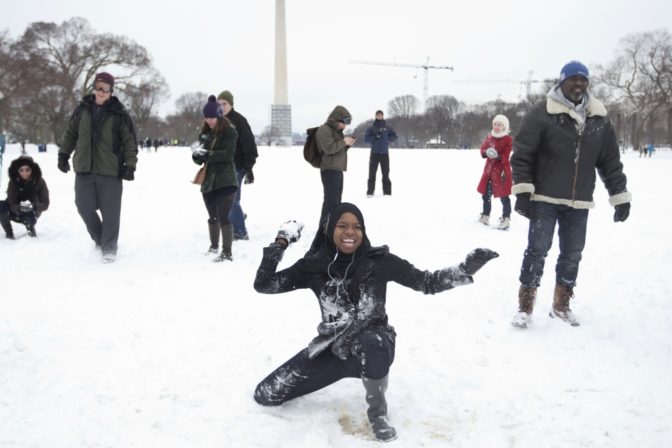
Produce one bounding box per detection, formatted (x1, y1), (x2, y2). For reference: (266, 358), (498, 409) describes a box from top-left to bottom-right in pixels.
(271, 0), (292, 146)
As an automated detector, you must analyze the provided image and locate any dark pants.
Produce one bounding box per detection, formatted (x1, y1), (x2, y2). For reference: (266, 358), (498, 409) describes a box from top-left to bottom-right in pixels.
(228, 168), (248, 237)
(319, 169), (343, 230)
(254, 328), (395, 406)
(367, 153), (391, 195)
(203, 188), (236, 225)
(481, 181), (511, 218)
(74, 173), (122, 255)
(519, 202), (589, 288)
(0, 201), (37, 226)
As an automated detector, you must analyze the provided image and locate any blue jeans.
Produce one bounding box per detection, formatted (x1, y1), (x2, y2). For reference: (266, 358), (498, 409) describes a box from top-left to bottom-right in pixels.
(519, 202), (588, 288)
(481, 181), (511, 218)
(228, 168), (247, 237)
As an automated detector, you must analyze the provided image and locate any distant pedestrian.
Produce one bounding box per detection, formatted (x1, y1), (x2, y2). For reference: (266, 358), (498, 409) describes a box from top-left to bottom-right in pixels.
(364, 110), (397, 197)
(477, 114), (513, 230)
(217, 90), (258, 241)
(647, 143), (654, 157)
(0, 156), (50, 239)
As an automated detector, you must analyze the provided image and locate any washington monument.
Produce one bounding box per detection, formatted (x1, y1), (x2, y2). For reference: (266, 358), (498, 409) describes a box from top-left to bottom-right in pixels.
(271, 0), (292, 145)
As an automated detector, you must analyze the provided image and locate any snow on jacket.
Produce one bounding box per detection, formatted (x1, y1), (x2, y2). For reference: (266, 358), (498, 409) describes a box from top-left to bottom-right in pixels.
(511, 94), (630, 208)
(316, 105), (351, 172)
(225, 108), (258, 171)
(364, 120), (398, 154)
(477, 134), (512, 198)
(60, 94), (138, 177)
(253, 243), (473, 361)
(6, 156), (50, 216)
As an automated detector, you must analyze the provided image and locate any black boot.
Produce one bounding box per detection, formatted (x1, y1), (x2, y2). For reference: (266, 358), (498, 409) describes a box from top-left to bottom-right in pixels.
(1, 211), (14, 239)
(214, 224), (233, 262)
(25, 223), (37, 237)
(362, 375), (397, 442)
(207, 219), (219, 254)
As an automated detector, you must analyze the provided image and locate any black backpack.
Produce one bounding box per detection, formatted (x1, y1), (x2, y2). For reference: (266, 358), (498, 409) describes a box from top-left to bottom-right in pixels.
(303, 127), (321, 168)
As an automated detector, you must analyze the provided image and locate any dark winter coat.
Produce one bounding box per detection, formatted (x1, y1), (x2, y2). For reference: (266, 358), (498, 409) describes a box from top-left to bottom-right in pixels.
(60, 95), (138, 177)
(225, 109), (258, 171)
(254, 204), (474, 361)
(364, 120), (398, 154)
(194, 125), (239, 194)
(511, 94), (630, 208)
(477, 134), (512, 198)
(6, 156), (50, 216)
(317, 106), (351, 172)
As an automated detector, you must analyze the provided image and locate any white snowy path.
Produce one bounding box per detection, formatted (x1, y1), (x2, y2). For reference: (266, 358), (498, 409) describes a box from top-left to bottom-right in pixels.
(1, 144), (670, 447)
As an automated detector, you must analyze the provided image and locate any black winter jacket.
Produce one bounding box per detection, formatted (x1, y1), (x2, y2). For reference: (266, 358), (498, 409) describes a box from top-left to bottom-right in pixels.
(6, 157), (50, 216)
(254, 243), (473, 360)
(225, 109), (258, 171)
(511, 96), (630, 208)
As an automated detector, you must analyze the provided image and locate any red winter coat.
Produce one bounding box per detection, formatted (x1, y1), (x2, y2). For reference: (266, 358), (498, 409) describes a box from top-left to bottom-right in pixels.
(477, 134), (512, 198)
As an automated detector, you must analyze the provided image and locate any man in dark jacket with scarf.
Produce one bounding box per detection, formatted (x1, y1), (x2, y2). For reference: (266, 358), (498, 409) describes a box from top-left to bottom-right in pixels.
(217, 90), (258, 240)
(510, 61), (631, 329)
(364, 110), (397, 196)
(58, 71), (138, 263)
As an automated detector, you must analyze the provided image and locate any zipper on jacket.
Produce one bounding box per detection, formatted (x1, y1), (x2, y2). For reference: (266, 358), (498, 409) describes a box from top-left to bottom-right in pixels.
(571, 124), (585, 203)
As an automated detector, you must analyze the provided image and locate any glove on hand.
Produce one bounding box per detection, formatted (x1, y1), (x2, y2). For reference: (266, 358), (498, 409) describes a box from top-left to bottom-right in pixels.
(613, 203), (630, 222)
(121, 165), (135, 181)
(514, 193), (532, 218)
(57, 153), (70, 173)
(19, 201), (33, 213)
(244, 169), (254, 184)
(485, 147), (498, 159)
(459, 248), (499, 276)
(276, 220), (304, 245)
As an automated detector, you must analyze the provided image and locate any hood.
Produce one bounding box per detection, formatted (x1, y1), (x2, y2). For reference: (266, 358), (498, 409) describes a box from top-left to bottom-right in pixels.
(326, 105), (352, 127)
(8, 156), (42, 182)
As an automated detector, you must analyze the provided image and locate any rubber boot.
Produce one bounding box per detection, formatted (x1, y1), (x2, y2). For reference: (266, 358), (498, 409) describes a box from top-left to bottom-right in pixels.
(550, 283), (580, 326)
(214, 224), (233, 262)
(511, 285), (537, 328)
(362, 375), (397, 442)
(1, 212), (15, 239)
(207, 219), (219, 254)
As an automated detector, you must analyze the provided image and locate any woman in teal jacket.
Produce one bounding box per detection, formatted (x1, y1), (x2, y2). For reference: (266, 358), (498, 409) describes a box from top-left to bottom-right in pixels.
(193, 95), (239, 262)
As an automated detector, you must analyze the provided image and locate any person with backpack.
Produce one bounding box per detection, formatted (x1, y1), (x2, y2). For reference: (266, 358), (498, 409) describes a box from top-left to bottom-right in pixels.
(364, 110), (397, 197)
(252, 202), (498, 441)
(58, 71), (138, 263)
(0, 156), (50, 239)
(217, 90), (258, 241)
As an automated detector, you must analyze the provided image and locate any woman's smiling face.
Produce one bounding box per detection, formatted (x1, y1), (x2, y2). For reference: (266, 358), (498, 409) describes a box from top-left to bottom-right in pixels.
(332, 212), (363, 254)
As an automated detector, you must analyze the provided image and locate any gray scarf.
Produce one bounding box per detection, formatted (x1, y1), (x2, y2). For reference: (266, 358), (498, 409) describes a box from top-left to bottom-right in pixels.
(547, 84), (589, 126)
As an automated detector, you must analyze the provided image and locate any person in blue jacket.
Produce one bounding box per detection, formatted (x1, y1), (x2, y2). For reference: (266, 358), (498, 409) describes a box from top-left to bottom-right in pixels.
(364, 110), (397, 197)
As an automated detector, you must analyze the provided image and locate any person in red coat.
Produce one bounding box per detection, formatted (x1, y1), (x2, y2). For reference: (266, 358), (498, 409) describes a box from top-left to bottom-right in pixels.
(477, 114), (513, 229)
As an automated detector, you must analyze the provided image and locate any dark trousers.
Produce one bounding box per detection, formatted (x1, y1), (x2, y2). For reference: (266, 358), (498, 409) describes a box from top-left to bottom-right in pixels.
(519, 202), (589, 288)
(228, 168), (247, 237)
(254, 328), (395, 406)
(74, 173), (122, 255)
(481, 181), (511, 218)
(203, 188), (236, 225)
(0, 200), (37, 226)
(367, 153), (391, 195)
(319, 169), (343, 230)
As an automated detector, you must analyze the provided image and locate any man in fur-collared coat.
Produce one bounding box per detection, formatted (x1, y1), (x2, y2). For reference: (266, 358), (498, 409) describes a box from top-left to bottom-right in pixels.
(510, 61), (631, 329)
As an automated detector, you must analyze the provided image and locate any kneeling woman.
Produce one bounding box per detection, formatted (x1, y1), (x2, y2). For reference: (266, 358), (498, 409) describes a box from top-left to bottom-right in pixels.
(0, 156), (50, 238)
(253, 203), (498, 441)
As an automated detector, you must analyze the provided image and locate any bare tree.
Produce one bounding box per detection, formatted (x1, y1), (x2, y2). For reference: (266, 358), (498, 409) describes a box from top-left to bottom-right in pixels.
(387, 94), (419, 118)
(121, 68), (170, 138)
(425, 95), (462, 144)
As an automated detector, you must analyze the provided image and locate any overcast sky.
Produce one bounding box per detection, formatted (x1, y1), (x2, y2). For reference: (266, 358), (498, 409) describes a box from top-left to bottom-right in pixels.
(2, 0), (671, 135)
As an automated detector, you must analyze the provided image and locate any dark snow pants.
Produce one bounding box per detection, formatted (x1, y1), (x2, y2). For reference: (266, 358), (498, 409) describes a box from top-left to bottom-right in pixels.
(254, 328), (395, 406)
(367, 153), (391, 195)
(203, 187), (236, 225)
(74, 173), (122, 255)
(308, 169), (343, 254)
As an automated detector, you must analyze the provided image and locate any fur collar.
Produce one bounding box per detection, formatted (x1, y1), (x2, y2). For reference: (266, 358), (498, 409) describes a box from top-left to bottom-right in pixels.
(546, 95), (607, 119)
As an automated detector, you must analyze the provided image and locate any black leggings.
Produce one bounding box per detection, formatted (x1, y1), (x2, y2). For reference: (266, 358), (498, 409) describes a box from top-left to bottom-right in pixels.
(254, 328), (395, 406)
(203, 188), (236, 225)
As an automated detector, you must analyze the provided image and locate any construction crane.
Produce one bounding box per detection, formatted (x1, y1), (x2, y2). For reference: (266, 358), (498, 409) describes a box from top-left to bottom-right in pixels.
(454, 71), (554, 100)
(350, 57), (454, 110)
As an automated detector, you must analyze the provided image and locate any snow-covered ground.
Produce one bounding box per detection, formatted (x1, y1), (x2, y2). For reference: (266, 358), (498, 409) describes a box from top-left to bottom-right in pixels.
(1, 144), (670, 448)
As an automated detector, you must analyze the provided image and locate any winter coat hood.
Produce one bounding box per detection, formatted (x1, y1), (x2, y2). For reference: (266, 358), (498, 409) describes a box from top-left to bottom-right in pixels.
(325, 105), (352, 129)
(8, 156), (42, 183)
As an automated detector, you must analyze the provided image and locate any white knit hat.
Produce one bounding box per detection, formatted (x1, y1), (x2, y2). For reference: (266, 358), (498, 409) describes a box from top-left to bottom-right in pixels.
(492, 114), (510, 133)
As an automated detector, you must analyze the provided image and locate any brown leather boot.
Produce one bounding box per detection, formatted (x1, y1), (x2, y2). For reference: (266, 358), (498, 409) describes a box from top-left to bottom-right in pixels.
(550, 283), (580, 326)
(511, 285), (537, 328)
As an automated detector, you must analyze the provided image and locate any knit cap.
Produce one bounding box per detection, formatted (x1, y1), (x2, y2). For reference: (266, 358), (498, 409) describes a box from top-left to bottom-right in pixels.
(492, 114), (510, 132)
(217, 90), (234, 106)
(559, 61), (589, 84)
(203, 95), (223, 118)
(94, 72), (115, 89)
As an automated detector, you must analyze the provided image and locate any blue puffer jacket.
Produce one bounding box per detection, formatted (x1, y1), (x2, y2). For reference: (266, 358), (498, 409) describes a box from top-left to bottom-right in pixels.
(364, 120), (398, 154)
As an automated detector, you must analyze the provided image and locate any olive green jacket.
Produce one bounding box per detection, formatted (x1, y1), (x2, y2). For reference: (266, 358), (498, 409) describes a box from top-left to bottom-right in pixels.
(60, 95), (138, 177)
(317, 105), (351, 172)
(195, 126), (239, 194)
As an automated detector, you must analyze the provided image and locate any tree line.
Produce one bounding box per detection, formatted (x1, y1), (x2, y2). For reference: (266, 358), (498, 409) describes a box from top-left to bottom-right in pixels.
(1, 18), (671, 150)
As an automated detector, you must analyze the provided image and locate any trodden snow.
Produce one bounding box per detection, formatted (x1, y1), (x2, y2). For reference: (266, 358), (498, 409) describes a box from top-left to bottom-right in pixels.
(1, 144), (670, 447)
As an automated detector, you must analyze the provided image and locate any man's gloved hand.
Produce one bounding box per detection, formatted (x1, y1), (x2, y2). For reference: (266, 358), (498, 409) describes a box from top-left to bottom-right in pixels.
(613, 203), (630, 222)
(515, 193), (532, 218)
(57, 153), (70, 173)
(459, 249), (499, 276)
(244, 169), (254, 184)
(485, 147), (498, 159)
(121, 165), (135, 181)
(276, 220), (304, 246)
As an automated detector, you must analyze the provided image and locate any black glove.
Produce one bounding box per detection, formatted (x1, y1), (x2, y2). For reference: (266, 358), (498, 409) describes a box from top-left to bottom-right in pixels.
(243, 169), (254, 184)
(192, 152), (208, 164)
(276, 220), (304, 246)
(459, 248), (499, 276)
(57, 153), (70, 173)
(613, 203), (630, 222)
(514, 193), (531, 218)
(121, 165), (135, 181)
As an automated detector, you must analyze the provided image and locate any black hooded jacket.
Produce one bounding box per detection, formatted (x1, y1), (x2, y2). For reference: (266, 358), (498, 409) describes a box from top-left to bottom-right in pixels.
(254, 203), (474, 360)
(5, 156), (50, 215)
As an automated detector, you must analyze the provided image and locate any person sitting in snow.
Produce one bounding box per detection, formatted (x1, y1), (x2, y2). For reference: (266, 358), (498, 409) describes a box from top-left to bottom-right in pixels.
(252, 202), (498, 441)
(476, 114), (513, 230)
(0, 156), (50, 239)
